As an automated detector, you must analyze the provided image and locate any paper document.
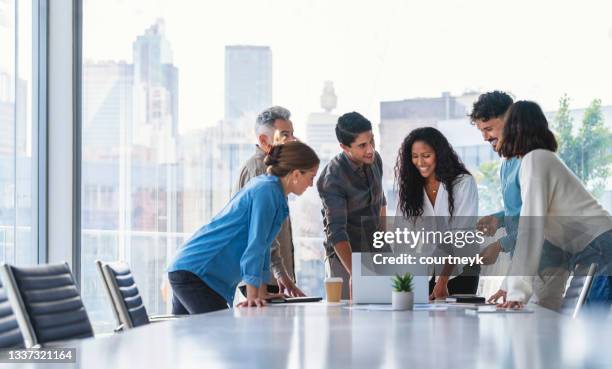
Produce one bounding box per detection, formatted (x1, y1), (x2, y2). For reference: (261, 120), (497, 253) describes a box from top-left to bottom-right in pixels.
(466, 305), (535, 314)
(344, 304), (447, 311)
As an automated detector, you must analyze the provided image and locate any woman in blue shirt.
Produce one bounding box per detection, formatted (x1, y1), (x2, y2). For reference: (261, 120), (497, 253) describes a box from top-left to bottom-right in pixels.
(168, 141), (320, 314)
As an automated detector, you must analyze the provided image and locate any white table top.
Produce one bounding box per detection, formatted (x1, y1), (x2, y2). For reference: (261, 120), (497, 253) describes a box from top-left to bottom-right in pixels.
(10, 302), (612, 369)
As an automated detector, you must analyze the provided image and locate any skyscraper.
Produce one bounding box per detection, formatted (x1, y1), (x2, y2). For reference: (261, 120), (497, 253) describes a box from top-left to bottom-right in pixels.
(82, 61), (133, 155)
(224, 45), (272, 122)
(133, 18), (179, 138)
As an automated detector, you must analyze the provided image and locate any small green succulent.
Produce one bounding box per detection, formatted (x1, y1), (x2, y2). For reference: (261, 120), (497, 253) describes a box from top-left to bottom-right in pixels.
(391, 272), (414, 293)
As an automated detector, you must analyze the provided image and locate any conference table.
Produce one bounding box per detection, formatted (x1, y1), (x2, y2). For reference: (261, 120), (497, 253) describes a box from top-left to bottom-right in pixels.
(10, 302), (612, 369)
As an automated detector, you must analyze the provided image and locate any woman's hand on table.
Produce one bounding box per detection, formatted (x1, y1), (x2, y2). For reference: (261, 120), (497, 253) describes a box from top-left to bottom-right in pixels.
(498, 300), (524, 309)
(237, 284), (268, 308)
(237, 297), (267, 308)
(487, 289), (507, 304)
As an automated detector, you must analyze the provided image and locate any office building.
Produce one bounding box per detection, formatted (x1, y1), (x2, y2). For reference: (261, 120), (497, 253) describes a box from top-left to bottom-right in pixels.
(224, 45), (272, 122)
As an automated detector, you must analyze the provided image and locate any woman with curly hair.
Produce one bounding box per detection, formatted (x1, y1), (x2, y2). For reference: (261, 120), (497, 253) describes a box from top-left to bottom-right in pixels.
(395, 127), (479, 300)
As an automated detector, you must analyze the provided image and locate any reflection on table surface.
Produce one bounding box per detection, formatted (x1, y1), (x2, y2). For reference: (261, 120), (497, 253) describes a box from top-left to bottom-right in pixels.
(18, 302), (612, 369)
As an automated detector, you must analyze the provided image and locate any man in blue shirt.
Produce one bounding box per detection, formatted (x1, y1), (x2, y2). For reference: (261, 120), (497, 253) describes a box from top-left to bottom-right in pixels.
(470, 91), (519, 303)
(472, 92), (571, 309)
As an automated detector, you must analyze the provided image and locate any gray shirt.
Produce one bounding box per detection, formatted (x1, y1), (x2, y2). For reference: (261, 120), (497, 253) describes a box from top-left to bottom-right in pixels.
(234, 146), (295, 283)
(317, 151), (387, 253)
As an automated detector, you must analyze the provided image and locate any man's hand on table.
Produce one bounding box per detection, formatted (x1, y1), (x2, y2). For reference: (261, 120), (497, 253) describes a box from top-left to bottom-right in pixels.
(429, 277), (450, 301)
(277, 275), (306, 297)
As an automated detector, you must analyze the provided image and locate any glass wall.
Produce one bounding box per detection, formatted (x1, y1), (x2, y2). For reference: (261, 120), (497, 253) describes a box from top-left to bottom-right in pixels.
(0, 0), (38, 266)
(80, 0), (612, 331)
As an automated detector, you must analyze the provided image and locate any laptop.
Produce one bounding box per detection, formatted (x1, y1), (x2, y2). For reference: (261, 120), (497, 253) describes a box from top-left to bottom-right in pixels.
(352, 252), (429, 304)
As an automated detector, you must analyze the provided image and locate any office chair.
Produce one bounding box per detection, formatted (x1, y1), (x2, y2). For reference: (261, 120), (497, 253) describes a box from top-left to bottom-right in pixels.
(559, 263), (597, 319)
(0, 262), (94, 348)
(96, 260), (179, 332)
(0, 279), (24, 349)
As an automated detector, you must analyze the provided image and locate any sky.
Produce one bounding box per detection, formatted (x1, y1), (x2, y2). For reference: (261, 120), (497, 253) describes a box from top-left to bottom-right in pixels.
(83, 0), (612, 136)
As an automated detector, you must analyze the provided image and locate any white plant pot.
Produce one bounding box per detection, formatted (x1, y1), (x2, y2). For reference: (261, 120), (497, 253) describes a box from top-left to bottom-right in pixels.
(392, 291), (414, 311)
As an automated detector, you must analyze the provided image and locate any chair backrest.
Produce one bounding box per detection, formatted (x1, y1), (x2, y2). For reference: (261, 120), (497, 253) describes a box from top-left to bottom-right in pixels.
(0, 263), (94, 347)
(95, 260), (150, 329)
(560, 263), (597, 319)
(0, 279), (24, 349)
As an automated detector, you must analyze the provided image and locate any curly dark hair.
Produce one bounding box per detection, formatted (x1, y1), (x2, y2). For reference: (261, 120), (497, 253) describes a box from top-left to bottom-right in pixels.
(499, 101), (557, 158)
(469, 91), (514, 124)
(395, 127), (471, 219)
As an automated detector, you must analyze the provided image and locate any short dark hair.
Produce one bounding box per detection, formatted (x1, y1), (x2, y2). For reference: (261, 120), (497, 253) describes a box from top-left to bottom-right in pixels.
(469, 91), (514, 123)
(335, 112), (372, 146)
(499, 101), (558, 158)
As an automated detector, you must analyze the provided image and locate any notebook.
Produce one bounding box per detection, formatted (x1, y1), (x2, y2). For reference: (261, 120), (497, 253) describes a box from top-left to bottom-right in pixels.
(445, 294), (486, 304)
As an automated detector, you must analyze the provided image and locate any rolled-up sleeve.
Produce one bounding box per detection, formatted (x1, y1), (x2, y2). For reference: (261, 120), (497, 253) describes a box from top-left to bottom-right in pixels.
(318, 176), (349, 246)
(240, 189), (281, 287)
(262, 245), (271, 285)
(498, 228), (518, 254)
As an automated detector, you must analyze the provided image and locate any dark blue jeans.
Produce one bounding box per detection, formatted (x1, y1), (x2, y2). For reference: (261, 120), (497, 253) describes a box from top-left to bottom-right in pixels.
(569, 229), (612, 308)
(168, 270), (229, 315)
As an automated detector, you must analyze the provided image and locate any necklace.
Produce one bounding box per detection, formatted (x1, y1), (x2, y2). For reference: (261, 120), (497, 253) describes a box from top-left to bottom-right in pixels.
(426, 182), (440, 194)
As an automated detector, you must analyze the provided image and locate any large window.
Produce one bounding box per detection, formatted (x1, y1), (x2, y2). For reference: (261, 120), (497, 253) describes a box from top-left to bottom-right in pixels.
(0, 0), (38, 266)
(81, 0), (612, 331)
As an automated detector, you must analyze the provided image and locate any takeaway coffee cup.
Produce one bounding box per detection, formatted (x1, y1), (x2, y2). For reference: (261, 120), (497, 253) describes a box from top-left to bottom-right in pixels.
(325, 277), (343, 303)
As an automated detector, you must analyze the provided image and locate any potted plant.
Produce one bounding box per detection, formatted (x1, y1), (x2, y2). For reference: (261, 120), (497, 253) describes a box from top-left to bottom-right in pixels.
(391, 273), (414, 310)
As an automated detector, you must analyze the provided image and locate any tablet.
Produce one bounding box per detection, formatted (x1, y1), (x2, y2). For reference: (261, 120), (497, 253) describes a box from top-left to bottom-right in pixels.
(267, 296), (323, 304)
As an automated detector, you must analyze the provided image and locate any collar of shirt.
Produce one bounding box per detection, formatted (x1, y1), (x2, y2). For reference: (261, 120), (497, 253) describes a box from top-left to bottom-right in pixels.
(254, 145), (266, 160)
(341, 152), (366, 174)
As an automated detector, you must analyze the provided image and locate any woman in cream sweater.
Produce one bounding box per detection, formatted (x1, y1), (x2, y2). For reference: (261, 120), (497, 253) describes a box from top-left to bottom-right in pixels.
(497, 101), (612, 309)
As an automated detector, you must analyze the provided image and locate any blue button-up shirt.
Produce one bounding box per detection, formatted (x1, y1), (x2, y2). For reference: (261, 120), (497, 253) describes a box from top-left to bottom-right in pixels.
(492, 157), (522, 253)
(168, 175), (289, 304)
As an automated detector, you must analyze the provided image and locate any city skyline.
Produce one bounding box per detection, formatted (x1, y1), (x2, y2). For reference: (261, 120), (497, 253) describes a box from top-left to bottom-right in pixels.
(83, 0), (612, 137)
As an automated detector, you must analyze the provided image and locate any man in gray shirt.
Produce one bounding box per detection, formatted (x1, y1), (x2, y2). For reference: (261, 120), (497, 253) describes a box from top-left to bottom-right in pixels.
(234, 106), (305, 297)
(317, 112), (387, 299)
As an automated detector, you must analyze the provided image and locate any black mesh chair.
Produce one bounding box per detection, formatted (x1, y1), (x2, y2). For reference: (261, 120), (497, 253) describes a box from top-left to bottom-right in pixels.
(559, 263), (597, 319)
(0, 279), (24, 349)
(96, 260), (178, 331)
(0, 263), (94, 348)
